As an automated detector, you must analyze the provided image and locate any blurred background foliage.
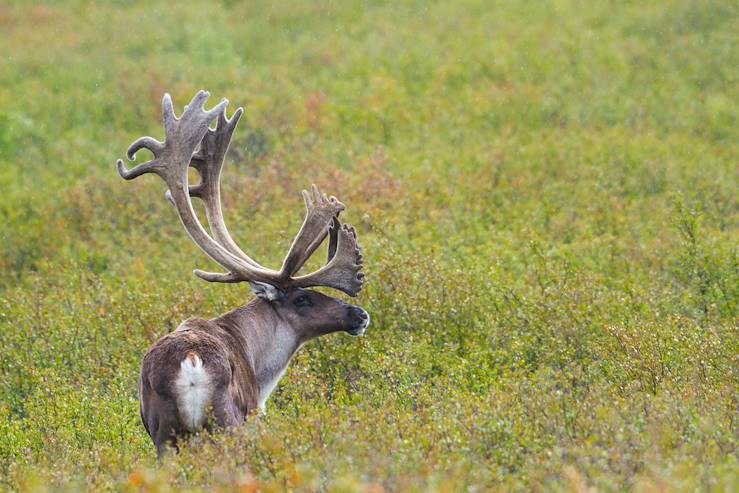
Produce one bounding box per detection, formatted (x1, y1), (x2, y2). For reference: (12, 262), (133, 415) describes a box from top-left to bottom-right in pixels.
(0, 0), (737, 491)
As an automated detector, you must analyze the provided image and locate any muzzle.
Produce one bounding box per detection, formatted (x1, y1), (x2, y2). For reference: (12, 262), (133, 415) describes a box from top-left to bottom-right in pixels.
(346, 306), (370, 336)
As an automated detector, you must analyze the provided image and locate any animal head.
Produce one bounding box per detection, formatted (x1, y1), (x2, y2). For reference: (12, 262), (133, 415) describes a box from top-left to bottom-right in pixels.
(251, 284), (370, 338)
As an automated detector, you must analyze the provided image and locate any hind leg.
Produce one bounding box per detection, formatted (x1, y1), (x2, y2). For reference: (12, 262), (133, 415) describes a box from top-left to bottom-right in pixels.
(212, 393), (242, 428)
(154, 414), (183, 460)
(141, 386), (186, 459)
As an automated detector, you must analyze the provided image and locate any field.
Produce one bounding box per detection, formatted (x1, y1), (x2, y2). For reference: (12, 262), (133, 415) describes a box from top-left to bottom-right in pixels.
(1, 0), (737, 491)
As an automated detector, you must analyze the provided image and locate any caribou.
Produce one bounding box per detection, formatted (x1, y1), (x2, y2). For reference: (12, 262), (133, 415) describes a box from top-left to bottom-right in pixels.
(117, 90), (369, 457)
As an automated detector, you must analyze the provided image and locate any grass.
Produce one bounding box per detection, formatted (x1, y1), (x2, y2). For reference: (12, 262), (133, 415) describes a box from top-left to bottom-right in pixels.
(0, 0), (737, 491)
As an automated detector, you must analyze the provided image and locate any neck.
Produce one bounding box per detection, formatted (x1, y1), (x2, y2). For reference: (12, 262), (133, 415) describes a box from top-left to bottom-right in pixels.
(214, 298), (303, 411)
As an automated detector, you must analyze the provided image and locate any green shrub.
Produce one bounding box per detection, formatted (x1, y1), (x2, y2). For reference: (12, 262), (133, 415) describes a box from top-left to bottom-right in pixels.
(1, 0), (736, 491)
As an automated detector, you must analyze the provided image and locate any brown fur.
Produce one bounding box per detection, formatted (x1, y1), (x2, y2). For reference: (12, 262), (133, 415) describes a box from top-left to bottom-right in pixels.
(139, 316), (259, 457)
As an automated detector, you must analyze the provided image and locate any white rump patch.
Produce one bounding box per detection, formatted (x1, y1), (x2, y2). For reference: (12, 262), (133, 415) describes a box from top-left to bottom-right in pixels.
(174, 353), (212, 431)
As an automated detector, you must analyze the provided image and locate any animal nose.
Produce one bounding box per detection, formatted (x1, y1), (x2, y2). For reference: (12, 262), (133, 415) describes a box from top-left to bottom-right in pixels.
(350, 307), (368, 323)
(347, 306), (370, 335)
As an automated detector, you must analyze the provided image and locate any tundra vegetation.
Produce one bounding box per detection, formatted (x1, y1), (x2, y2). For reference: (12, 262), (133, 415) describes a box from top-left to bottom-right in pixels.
(0, 0), (737, 491)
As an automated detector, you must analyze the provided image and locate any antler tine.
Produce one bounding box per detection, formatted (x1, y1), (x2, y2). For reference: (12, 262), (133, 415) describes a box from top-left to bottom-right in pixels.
(117, 157), (159, 180)
(162, 93), (177, 135)
(192, 270), (241, 283)
(326, 217), (339, 262)
(127, 136), (165, 161)
(276, 184), (345, 280)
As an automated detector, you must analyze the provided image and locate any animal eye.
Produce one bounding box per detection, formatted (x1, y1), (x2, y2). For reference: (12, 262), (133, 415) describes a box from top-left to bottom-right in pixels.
(294, 295), (311, 307)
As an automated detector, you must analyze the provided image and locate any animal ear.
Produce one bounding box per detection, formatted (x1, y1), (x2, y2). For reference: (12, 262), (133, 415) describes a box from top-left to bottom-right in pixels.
(249, 281), (285, 302)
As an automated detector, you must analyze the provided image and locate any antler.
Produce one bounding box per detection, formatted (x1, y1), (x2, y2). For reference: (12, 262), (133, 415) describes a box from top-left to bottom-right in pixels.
(118, 91), (364, 297)
(164, 103), (263, 268)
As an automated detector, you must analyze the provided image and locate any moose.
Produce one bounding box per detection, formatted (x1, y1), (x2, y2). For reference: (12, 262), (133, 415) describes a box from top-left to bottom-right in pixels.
(117, 91), (369, 457)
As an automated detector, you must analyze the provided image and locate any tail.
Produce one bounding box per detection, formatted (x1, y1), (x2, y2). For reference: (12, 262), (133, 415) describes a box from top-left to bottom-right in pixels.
(174, 352), (212, 431)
